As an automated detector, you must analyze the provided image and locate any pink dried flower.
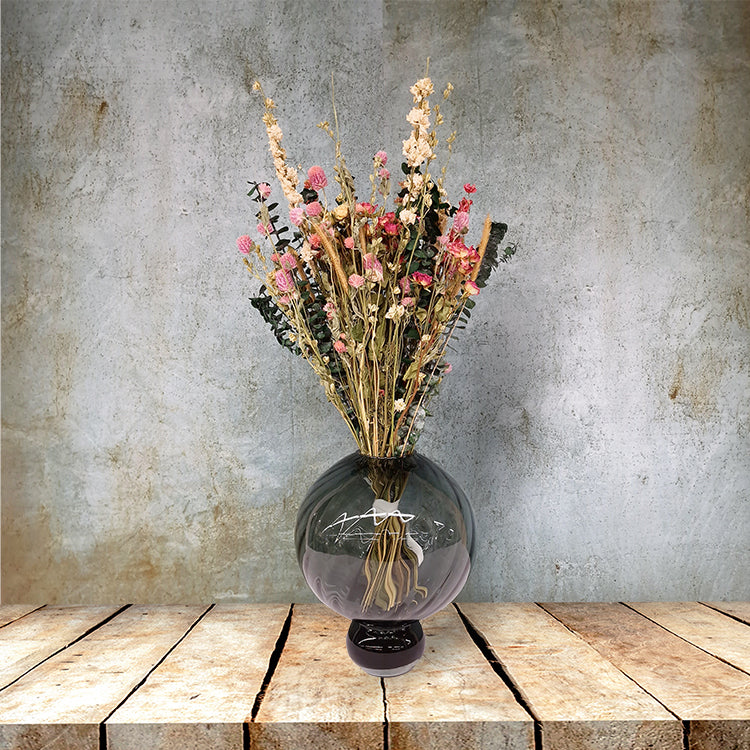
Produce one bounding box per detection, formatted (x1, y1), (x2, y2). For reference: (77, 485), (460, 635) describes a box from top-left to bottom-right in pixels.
(275, 269), (295, 292)
(305, 201), (322, 218)
(323, 301), (337, 320)
(309, 234), (321, 249)
(398, 276), (411, 294)
(453, 211), (470, 233)
(378, 167), (390, 180)
(258, 182), (272, 199)
(411, 271), (433, 287)
(270, 253), (280, 263)
(401, 296), (415, 307)
(375, 150), (388, 165)
(463, 183), (477, 194)
(384, 221), (399, 235)
(236, 235), (252, 254)
(333, 340), (347, 354)
(289, 207), (305, 226)
(257, 222), (271, 235)
(280, 251), (296, 270)
(278, 295), (291, 305)
(355, 202), (377, 215)
(363, 253), (383, 282)
(464, 280), (480, 296)
(348, 274), (366, 288)
(307, 165), (327, 191)
(344, 236), (355, 249)
(443, 363), (453, 374)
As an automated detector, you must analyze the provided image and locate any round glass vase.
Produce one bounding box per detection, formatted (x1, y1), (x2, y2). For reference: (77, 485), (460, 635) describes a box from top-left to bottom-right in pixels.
(295, 451), (475, 676)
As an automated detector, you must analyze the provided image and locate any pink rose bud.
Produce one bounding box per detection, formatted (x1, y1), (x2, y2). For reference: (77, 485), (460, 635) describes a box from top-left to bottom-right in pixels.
(348, 274), (366, 288)
(305, 201), (322, 218)
(363, 252), (383, 282)
(344, 236), (355, 249)
(236, 235), (252, 254)
(307, 166), (327, 191)
(463, 183), (477, 194)
(289, 207), (305, 226)
(258, 182), (272, 199)
(309, 234), (321, 249)
(443, 362), (453, 374)
(464, 280), (480, 296)
(333, 340), (347, 354)
(411, 271), (433, 287)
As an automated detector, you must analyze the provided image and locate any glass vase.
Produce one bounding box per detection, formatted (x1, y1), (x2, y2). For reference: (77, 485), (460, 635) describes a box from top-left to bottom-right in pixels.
(295, 451), (475, 676)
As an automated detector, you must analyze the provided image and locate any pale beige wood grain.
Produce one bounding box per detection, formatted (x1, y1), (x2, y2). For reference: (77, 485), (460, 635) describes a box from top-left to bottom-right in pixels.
(0, 605), (123, 688)
(459, 603), (681, 750)
(251, 603), (383, 750)
(702, 601), (750, 625)
(386, 607), (533, 750)
(543, 602), (750, 750)
(107, 604), (290, 750)
(629, 602), (750, 673)
(0, 605), (44, 628)
(0, 605), (207, 750)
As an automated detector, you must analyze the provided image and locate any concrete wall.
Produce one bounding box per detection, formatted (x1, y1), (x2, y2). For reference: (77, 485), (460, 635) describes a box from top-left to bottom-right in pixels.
(2, 0), (748, 604)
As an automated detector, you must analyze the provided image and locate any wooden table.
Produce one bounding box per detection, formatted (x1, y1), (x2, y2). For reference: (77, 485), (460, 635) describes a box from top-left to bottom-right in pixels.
(0, 602), (748, 749)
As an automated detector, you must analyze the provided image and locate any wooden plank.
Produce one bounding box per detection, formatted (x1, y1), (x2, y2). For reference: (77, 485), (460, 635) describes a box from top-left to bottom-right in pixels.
(0, 605), (44, 629)
(0, 605), (123, 688)
(629, 602), (750, 673)
(385, 607), (533, 750)
(106, 604), (290, 750)
(702, 601), (750, 625)
(459, 603), (681, 750)
(0, 605), (207, 750)
(251, 603), (384, 750)
(543, 602), (750, 750)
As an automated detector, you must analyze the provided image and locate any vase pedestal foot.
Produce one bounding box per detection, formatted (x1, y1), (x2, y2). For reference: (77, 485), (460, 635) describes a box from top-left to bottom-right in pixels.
(346, 619), (425, 676)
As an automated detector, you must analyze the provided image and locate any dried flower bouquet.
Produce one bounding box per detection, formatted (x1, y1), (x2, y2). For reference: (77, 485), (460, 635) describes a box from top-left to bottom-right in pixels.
(237, 74), (514, 461)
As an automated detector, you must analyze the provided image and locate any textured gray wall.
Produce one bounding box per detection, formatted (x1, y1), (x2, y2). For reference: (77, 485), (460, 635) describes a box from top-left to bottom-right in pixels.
(2, 0), (748, 604)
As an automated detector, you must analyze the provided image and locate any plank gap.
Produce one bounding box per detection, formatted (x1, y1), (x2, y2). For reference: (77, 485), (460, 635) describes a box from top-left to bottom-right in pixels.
(249, 602), (294, 722)
(99, 720), (107, 750)
(541, 603), (691, 748)
(380, 676), (389, 750)
(454, 603), (542, 750)
(0, 604), (46, 629)
(0, 603), (131, 695)
(539, 602), (687, 724)
(700, 601), (750, 626)
(98, 604), (214, 733)
(622, 602), (750, 677)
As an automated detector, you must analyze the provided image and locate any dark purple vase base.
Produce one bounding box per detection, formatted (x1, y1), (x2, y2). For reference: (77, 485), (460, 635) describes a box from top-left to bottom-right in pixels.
(346, 619), (425, 676)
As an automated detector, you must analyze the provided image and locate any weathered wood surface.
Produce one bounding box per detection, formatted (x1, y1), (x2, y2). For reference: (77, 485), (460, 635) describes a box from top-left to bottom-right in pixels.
(703, 600), (750, 625)
(0, 605), (44, 629)
(0, 602), (747, 750)
(0, 605), (123, 688)
(629, 601), (750, 673)
(106, 604), (290, 750)
(386, 607), (534, 749)
(459, 602), (682, 750)
(250, 603), (384, 750)
(543, 602), (750, 750)
(0, 605), (207, 750)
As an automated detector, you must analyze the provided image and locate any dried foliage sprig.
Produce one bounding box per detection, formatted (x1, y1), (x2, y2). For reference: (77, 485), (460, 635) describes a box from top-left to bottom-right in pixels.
(237, 76), (515, 459)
